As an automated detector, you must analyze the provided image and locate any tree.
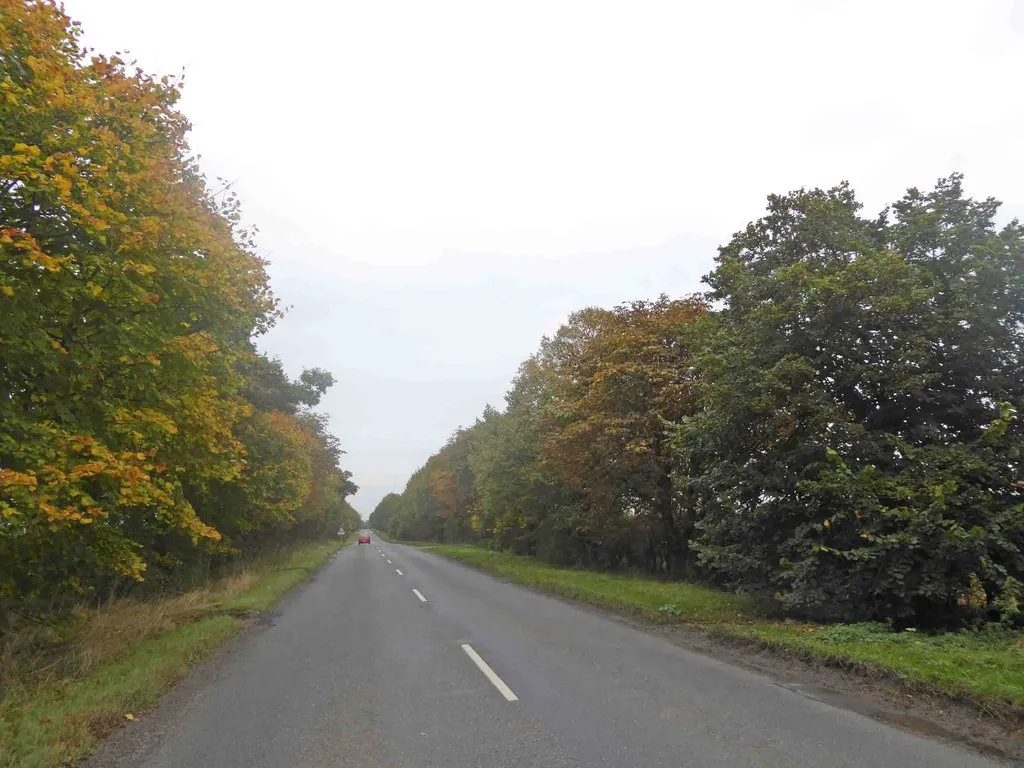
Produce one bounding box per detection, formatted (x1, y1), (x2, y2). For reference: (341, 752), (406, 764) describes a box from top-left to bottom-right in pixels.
(677, 175), (1024, 626)
(386, 297), (708, 574)
(369, 493), (403, 533)
(0, 2), (355, 615)
(237, 353), (331, 415)
(467, 404), (555, 556)
(530, 297), (707, 572)
(384, 425), (480, 543)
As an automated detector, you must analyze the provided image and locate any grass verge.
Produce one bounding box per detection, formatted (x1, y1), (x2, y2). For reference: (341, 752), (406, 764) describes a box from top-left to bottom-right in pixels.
(429, 544), (1024, 715)
(0, 537), (348, 768)
(370, 530), (437, 548)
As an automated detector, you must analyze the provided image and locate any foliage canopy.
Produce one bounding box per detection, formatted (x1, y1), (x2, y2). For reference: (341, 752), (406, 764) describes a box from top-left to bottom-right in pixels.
(0, 1), (358, 620)
(375, 175), (1024, 628)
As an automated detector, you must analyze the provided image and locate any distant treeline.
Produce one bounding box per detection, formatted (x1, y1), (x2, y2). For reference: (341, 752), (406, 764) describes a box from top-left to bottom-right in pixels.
(0, 2), (359, 622)
(372, 175), (1024, 628)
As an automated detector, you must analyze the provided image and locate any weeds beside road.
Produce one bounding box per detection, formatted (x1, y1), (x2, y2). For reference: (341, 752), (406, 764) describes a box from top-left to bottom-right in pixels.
(0, 538), (348, 768)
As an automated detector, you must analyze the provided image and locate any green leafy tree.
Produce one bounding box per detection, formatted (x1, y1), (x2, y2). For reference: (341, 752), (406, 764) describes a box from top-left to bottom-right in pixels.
(467, 403), (563, 556)
(677, 175), (1024, 626)
(369, 493), (403, 534)
(387, 425), (480, 543)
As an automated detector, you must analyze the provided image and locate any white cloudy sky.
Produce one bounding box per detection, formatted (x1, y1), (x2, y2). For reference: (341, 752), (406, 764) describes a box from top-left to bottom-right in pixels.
(64, 0), (1024, 514)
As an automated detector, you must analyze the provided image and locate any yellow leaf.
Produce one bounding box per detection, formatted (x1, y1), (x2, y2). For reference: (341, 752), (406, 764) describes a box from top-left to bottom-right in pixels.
(0, 469), (37, 489)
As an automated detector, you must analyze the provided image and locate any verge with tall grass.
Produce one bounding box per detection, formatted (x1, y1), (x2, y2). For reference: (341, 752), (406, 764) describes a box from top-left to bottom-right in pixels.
(0, 538), (348, 768)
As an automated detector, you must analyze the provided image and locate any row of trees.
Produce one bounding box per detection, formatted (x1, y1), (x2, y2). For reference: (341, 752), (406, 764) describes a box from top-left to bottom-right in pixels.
(0, 1), (358, 621)
(372, 175), (1024, 628)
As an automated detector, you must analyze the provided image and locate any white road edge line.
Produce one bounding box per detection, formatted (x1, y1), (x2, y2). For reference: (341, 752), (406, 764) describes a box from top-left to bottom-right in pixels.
(461, 644), (518, 702)
(412, 588), (427, 602)
(396, 569), (403, 576)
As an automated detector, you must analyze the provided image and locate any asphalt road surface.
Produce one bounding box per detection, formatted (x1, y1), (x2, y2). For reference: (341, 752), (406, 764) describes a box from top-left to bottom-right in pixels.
(89, 537), (1001, 768)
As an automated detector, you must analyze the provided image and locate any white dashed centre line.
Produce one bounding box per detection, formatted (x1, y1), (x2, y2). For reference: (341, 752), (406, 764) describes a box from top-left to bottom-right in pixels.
(412, 588), (427, 602)
(386, 559), (392, 564)
(461, 644), (518, 702)
(395, 569), (403, 576)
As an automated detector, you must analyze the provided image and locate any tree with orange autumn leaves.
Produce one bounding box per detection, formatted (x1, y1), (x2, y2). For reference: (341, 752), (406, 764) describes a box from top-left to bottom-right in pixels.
(0, 1), (358, 619)
(531, 298), (707, 573)
(373, 298), (707, 573)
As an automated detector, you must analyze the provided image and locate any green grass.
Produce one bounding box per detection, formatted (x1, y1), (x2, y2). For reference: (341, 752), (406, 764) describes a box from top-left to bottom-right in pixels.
(388, 540), (438, 548)
(217, 539), (346, 614)
(431, 545), (752, 622)
(430, 544), (1024, 712)
(0, 537), (348, 768)
(369, 530), (432, 547)
(0, 617), (238, 768)
(742, 622), (1024, 711)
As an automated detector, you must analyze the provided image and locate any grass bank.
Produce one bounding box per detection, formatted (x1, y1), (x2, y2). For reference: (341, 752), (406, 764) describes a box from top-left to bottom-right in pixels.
(0, 537), (348, 768)
(429, 544), (1024, 715)
(370, 531), (434, 548)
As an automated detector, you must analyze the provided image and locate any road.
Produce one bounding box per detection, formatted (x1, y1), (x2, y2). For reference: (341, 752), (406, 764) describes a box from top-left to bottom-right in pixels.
(90, 538), (1001, 768)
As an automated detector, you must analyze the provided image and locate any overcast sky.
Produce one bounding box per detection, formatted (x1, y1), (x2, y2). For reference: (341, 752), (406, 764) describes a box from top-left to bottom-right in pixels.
(64, 0), (1024, 515)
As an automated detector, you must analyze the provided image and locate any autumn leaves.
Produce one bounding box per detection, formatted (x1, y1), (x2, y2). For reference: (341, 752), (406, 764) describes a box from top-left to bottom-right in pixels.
(0, 1), (357, 618)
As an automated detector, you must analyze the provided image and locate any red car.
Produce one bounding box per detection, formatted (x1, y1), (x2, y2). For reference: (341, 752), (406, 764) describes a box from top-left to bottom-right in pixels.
(358, 533), (371, 544)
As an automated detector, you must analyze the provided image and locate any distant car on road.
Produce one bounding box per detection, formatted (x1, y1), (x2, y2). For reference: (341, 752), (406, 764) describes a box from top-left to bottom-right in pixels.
(358, 533), (371, 544)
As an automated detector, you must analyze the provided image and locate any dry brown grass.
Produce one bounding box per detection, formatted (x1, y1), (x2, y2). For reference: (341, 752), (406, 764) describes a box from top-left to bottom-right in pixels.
(216, 568), (260, 600)
(0, 565), (263, 693)
(1, 538), (347, 768)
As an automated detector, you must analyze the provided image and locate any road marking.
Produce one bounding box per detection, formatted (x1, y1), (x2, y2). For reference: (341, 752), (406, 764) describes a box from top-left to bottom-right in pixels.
(461, 644), (518, 702)
(396, 569), (404, 576)
(387, 559), (392, 564)
(412, 588), (427, 602)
